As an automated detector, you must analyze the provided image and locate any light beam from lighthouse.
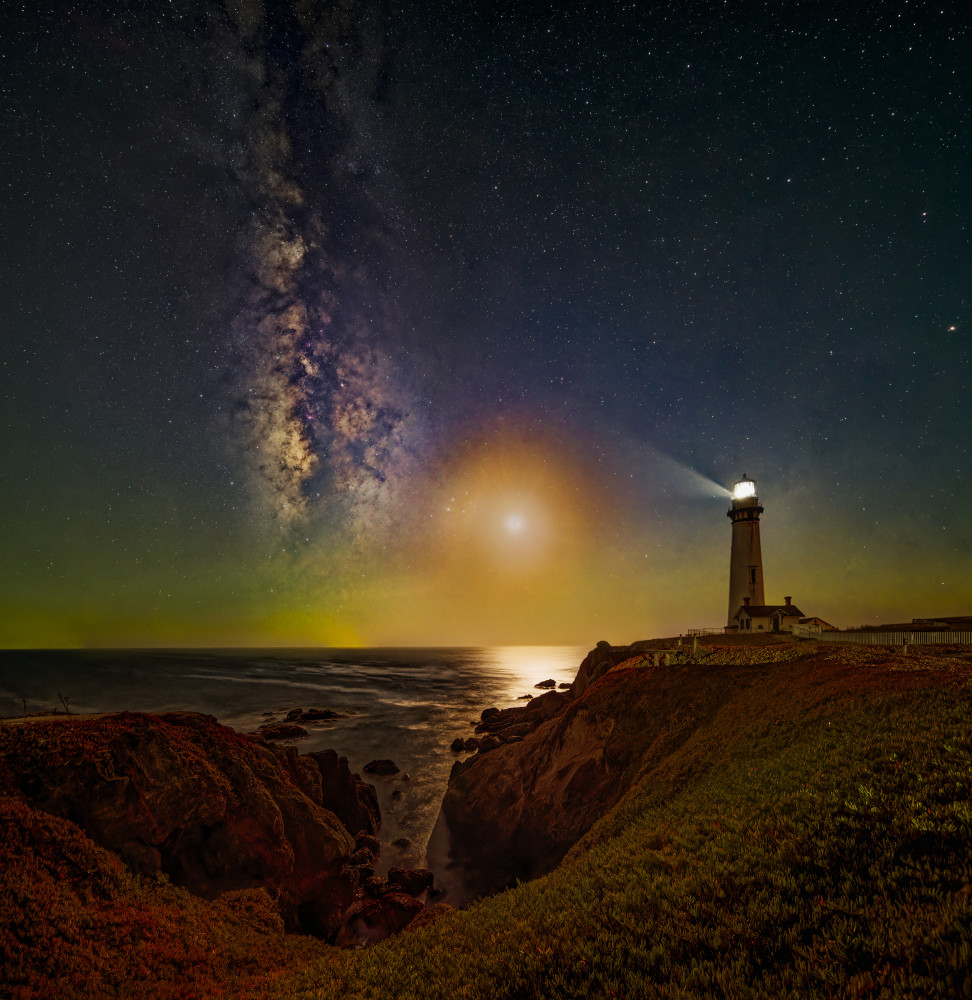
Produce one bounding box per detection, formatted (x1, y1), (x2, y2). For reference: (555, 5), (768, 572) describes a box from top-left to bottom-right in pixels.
(727, 473), (765, 627)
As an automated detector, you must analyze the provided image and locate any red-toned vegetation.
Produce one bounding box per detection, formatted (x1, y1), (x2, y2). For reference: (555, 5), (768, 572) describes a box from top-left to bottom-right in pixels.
(2, 641), (970, 999)
(0, 793), (324, 999)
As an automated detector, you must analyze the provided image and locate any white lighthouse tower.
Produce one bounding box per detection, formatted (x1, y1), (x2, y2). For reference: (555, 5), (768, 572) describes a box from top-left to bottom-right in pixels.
(727, 474), (765, 627)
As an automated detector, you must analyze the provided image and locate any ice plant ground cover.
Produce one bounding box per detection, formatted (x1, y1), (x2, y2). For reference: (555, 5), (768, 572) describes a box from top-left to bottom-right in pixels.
(2, 640), (970, 999)
(276, 643), (972, 1000)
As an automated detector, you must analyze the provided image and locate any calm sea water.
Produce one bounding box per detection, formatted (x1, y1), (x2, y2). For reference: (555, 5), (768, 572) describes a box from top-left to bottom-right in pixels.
(0, 646), (587, 876)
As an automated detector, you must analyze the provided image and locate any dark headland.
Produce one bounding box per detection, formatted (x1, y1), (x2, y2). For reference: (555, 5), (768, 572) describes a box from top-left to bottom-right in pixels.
(2, 636), (970, 999)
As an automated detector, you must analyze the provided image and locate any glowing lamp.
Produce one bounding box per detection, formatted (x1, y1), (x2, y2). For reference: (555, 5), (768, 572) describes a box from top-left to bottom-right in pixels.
(732, 475), (757, 500)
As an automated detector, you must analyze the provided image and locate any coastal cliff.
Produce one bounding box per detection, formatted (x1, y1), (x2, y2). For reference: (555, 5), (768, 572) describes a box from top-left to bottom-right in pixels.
(0, 711), (377, 938)
(3, 640), (971, 999)
(438, 642), (715, 897)
(435, 637), (972, 907)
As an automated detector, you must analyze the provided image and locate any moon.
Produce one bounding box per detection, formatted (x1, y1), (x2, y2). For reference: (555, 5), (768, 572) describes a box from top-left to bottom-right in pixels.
(505, 512), (526, 534)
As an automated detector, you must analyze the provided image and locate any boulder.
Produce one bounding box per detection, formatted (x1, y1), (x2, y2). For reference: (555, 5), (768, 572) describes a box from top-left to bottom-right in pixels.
(257, 721), (308, 740)
(301, 708), (346, 721)
(475, 690), (566, 739)
(450, 737), (466, 752)
(388, 867), (434, 895)
(463, 737), (480, 752)
(355, 832), (381, 854)
(364, 875), (390, 897)
(307, 749), (380, 836)
(478, 735), (502, 753)
(349, 847), (376, 867)
(363, 759), (400, 776)
(480, 707), (500, 721)
(534, 678), (557, 689)
(0, 711), (356, 937)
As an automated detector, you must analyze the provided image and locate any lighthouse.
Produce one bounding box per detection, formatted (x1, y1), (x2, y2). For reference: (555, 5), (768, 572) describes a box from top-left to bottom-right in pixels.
(727, 474), (765, 627)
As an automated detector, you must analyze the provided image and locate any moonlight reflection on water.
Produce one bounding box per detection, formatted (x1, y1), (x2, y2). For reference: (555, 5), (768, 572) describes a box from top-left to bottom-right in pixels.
(0, 645), (587, 872)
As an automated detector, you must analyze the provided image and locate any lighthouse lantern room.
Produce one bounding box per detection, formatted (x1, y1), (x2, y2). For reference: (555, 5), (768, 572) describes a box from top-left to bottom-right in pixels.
(726, 474), (765, 626)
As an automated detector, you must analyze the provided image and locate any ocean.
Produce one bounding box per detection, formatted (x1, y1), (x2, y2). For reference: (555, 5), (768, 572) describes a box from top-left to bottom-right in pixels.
(0, 645), (588, 878)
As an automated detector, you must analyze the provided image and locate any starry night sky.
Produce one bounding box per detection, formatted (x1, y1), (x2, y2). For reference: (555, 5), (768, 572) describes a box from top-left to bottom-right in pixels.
(2, 0), (970, 647)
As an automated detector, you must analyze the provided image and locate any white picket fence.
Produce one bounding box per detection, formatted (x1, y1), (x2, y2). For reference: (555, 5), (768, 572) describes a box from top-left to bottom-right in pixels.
(792, 624), (972, 646)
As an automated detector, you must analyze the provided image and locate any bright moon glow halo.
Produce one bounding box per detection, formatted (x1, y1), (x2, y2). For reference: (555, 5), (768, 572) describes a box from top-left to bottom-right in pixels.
(430, 427), (604, 580)
(505, 512), (526, 534)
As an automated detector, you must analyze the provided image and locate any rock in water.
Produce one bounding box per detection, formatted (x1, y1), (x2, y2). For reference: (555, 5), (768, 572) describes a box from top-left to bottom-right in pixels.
(534, 678), (557, 689)
(363, 758), (400, 776)
(301, 707), (346, 720)
(387, 867), (434, 895)
(256, 721), (308, 740)
(474, 690), (566, 739)
(0, 711), (357, 938)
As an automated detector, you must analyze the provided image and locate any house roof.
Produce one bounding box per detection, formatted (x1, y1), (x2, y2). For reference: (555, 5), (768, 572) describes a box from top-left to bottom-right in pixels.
(734, 604), (804, 619)
(799, 616), (837, 629)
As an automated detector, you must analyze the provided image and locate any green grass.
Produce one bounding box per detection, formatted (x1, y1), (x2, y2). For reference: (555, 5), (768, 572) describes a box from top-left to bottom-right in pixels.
(266, 651), (972, 999)
(3, 646), (971, 998)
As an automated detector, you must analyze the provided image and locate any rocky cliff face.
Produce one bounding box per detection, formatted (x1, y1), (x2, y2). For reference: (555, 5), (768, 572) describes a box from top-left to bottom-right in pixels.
(0, 711), (377, 937)
(569, 639), (650, 698)
(438, 645), (735, 899)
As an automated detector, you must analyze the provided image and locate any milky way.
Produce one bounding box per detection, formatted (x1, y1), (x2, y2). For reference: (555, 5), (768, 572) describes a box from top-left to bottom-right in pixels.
(1, 0), (969, 645)
(221, 0), (424, 540)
